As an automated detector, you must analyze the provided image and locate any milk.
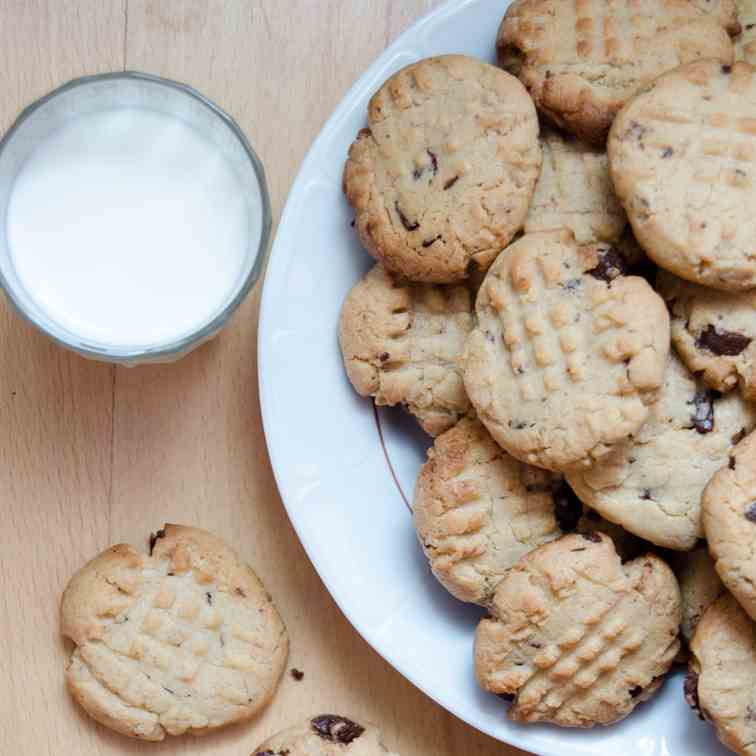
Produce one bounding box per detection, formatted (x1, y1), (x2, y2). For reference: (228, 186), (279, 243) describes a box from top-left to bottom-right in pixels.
(6, 108), (254, 349)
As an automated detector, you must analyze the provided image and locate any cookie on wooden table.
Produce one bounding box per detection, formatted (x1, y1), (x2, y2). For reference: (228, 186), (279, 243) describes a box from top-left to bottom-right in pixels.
(736, 0), (756, 63)
(339, 263), (473, 436)
(567, 354), (756, 550)
(253, 715), (400, 756)
(610, 60), (756, 291)
(413, 415), (642, 605)
(344, 55), (541, 284)
(523, 126), (627, 243)
(61, 524), (288, 741)
(464, 231), (669, 472)
(704, 430), (756, 623)
(474, 533), (681, 727)
(687, 593), (756, 756)
(657, 270), (756, 400)
(497, 0), (737, 144)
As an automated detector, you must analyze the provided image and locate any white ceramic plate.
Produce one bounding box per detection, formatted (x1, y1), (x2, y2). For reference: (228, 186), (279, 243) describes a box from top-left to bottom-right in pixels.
(258, 1), (727, 753)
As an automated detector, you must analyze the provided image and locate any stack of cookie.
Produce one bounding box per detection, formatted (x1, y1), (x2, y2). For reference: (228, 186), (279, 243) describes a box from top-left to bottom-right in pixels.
(338, 1), (756, 751)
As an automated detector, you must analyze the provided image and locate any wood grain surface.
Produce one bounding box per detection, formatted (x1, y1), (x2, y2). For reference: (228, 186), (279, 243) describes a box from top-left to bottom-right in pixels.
(0, 2), (527, 755)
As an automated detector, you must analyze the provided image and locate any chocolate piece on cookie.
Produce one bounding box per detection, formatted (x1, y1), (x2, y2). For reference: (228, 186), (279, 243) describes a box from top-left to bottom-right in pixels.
(658, 271), (756, 399)
(344, 55), (541, 283)
(497, 0), (737, 144)
(568, 354), (756, 550)
(339, 264), (473, 436)
(464, 230), (669, 472)
(475, 533), (680, 727)
(61, 525), (288, 741)
(610, 60), (756, 291)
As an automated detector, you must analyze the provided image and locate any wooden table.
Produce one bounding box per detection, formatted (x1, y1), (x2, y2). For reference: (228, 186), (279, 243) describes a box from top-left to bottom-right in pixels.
(0, 2), (528, 755)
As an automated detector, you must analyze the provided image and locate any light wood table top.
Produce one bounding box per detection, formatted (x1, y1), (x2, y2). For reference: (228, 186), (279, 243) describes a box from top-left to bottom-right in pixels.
(0, 2), (528, 755)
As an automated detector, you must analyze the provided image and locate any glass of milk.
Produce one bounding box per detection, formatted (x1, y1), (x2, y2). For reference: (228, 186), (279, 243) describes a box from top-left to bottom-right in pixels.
(0, 72), (271, 364)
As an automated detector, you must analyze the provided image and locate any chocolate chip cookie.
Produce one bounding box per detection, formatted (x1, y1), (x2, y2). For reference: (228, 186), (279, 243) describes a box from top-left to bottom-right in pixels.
(687, 593), (756, 755)
(658, 270), (756, 399)
(464, 230), (669, 472)
(610, 60), (756, 291)
(497, 0), (737, 144)
(344, 55), (541, 283)
(704, 429), (756, 622)
(475, 533), (681, 727)
(252, 715), (399, 756)
(61, 525), (288, 741)
(339, 263), (473, 436)
(568, 354), (756, 550)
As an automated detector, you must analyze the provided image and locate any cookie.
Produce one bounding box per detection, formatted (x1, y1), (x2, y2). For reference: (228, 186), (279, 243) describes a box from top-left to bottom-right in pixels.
(567, 354), (756, 550)
(343, 55), (541, 283)
(704, 429), (756, 623)
(474, 533), (681, 727)
(339, 264), (473, 436)
(413, 415), (642, 604)
(61, 525), (288, 741)
(672, 547), (724, 645)
(464, 231), (669, 472)
(523, 127), (627, 243)
(497, 0), (737, 144)
(657, 270), (756, 399)
(610, 60), (756, 291)
(687, 593), (756, 756)
(253, 715), (399, 756)
(736, 0), (756, 63)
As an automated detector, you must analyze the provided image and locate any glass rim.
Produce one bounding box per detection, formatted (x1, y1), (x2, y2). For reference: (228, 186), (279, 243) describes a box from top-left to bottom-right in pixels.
(0, 70), (272, 363)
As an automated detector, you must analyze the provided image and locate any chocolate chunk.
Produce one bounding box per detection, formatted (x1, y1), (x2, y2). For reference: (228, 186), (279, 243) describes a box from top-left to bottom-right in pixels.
(422, 235), (442, 248)
(748, 23), (755, 30)
(205, 592), (212, 605)
(254, 751), (275, 756)
(696, 324), (752, 356)
(428, 150), (438, 175)
(379, 352), (389, 362)
(722, 64), (732, 74)
(234, 587), (247, 598)
(627, 120), (648, 143)
(509, 420), (527, 430)
(395, 202), (419, 231)
(563, 277), (582, 291)
(582, 532), (602, 543)
(661, 147), (673, 158)
(730, 456), (737, 470)
(688, 390), (716, 434)
(148, 528), (166, 556)
(497, 692), (516, 702)
(162, 686), (175, 695)
(684, 671), (704, 719)
(443, 175), (459, 190)
(745, 503), (756, 523)
(732, 428), (748, 446)
(629, 686), (643, 697)
(291, 668), (304, 681)
(640, 489), (654, 501)
(413, 149), (439, 180)
(587, 246), (630, 283)
(311, 715), (365, 744)
(551, 480), (584, 532)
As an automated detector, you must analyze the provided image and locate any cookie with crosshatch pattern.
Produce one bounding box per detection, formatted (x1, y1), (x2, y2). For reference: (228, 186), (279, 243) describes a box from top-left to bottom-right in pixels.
(339, 263), (473, 436)
(343, 55), (541, 283)
(474, 532), (681, 727)
(610, 60), (756, 291)
(61, 524), (288, 741)
(252, 715), (401, 756)
(463, 230), (669, 472)
(497, 0), (738, 144)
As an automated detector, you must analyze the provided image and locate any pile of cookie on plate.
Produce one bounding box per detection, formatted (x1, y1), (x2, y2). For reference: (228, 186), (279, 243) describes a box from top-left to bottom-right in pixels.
(338, 1), (756, 753)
